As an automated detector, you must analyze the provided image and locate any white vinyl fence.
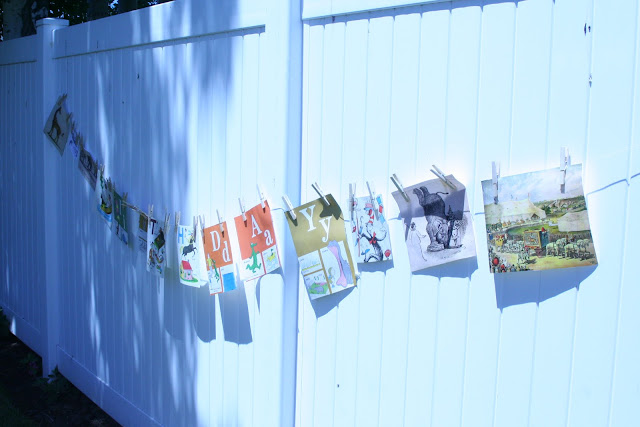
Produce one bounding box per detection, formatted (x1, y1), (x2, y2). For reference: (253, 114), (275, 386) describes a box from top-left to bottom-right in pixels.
(1, 0), (639, 426)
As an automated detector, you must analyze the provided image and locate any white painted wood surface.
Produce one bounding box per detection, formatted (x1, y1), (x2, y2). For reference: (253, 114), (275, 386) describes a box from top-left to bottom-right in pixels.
(297, 1), (640, 427)
(1, 0), (639, 426)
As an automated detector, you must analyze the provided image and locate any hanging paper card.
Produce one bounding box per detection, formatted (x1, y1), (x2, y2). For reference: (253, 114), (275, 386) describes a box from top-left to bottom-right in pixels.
(95, 169), (113, 227)
(351, 194), (392, 263)
(137, 213), (148, 254)
(43, 96), (70, 155)
(286, 195), (356, 300)
(481, 164), (597, 273)
(177, 224), (208, 287)
(392, 175), (476, 272)
(234, 202), (281, 281)
(68, 129), (80, 159)
(112, 191), (129, 245)
(203, 222), (236, 294)
(78, 147), (98, 190)
(146, 217), (167, 277)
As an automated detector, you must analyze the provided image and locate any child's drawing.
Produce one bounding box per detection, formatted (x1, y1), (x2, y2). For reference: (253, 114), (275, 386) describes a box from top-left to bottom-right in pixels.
(286, 194), (356, 300)
(481, 164), (597, 273)
(392, 175), (476, 272)
(351, 194), (392, 263)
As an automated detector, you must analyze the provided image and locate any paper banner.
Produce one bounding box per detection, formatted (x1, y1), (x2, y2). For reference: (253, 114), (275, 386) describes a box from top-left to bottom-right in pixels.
(234, 201), (281, 281)
(481, 164), (597, 273)
(392, 175), (476, 272)
(351, 194), (392, 263)
(43, 96), (70, 155)
(177, 224), (208, 287)
(203, 222), (236, 294)
(286, 194), (356, 300)
(113, 190), (129, 245)
(78, 147), (98, 190)
(95, 169), (113, 228)
(146, 217), (167, 277)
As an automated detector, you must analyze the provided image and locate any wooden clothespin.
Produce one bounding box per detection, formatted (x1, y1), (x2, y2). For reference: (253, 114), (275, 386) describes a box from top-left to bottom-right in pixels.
(164, 211), (171, 232)
(199, 214), (205, 238)
(560, 147), (570, 194)
(175, 211), (181, 233)
(239, 198), (246, 222)
(148, 204), (154, 219)
(430, 165), (457, 190)
(492, 161), (500, 204)
(348, 183), (356, 221)
(282, 195), (296, 220)
(217, 209), (225, 234)
(257, 184), (266, 210)
(390, 173), (410, 202)
(366, 181), (379, 219)
(312, 182), (330, 206)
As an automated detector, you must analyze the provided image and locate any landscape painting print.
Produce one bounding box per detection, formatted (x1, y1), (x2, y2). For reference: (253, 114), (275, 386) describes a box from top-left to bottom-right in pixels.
(95, 169), (112, 228)
(286, 195), (356, 300)
(112, 190), (129, 245)
(234, 202), (281, 281)
(351, 194), (392, 263)
(481, 164), (597, 273)
(392, 175), (476, 272)
(146, 217), (166, 277)
(177, 224), (207, 287)
(203, 222), (236, 294)
(43, 95), (70, 155)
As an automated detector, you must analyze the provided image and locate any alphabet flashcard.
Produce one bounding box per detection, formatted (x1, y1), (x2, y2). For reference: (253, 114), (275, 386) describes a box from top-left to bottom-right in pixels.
(113, 190), (129, 245)
(95, 169), (113, 228)
(392, 175), (476, 272)
(286, 194), (356, 300)
(234, 201), (281, 281)
(177, 224), (208, 287)
(43, 95), (70, 155)
(78, 147), (98, 190)
(146, 217), (167, 278)
(203, 222), (236, 294)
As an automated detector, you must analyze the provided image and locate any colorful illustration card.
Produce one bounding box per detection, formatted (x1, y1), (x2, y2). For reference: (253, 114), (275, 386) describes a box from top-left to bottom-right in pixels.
(43, 95), (70, 155)
(234, 202), (281, 281)
(146, 217), (167, 277)
(286, 194), (356, 300)
(203, 222), (237, 294)
(137, 213), (148, 254)
(112, 190), (129, 245)
(78, 147), (98, 190)
(95, 169), (113, 227)
(393, 175), (476, 272)
(481, 164), (597, 273)
(351, 194), (392, 263)
(68, 129), (81, 160)
(177, 224), (208, 287)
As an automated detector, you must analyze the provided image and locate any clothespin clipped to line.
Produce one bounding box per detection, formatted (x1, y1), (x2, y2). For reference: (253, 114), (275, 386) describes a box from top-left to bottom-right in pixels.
(217, 209), (225, 234)
(492, 161), (500, 204)
(366, 181), (379, 219)
(430, 165), (457, 190)
(148, 204), (154, 219)
(199, 215), (205, 238)
(282, 195), (296, 221)
(257, 184), (266, 210)
(390, 173), (410, 202)
(239, 198), (246, 222)
(312, 182), (330, 206)
(560, 147), (570, 194)
(175, 211), (181, 234)
(164, 211), (171, 232)
(348, 183), (356, 221)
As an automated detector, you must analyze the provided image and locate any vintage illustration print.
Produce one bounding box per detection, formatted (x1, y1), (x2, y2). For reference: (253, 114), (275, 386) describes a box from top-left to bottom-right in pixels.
(95, 169), (113, 227)
(286, 194), (356, 300)
(203, 222), (237, 294)
(43, 95), (70, 155)
(481, 164), (597, 273)
(146, 217), (167, 277)
(78, 147), (98, 190)
(112, 190), (129, 245)
(234, 202), (281, 281)
(351, 194), (392, 263)
(177, 224), (208, 287)
(393, 175), (476, 272)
